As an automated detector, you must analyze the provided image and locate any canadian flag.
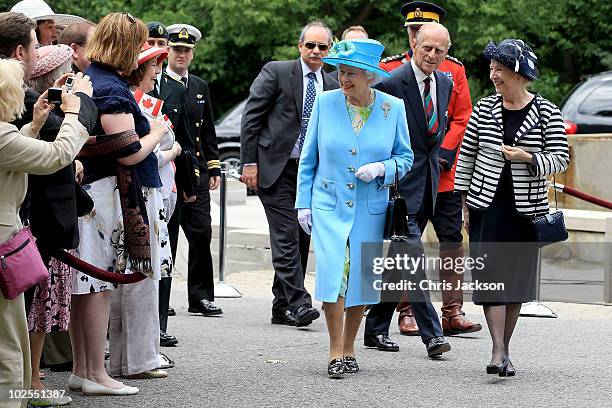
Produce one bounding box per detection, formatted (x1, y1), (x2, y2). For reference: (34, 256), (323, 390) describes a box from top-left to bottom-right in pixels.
(162, 114), (174, 129)
(134, 89), (164, 118)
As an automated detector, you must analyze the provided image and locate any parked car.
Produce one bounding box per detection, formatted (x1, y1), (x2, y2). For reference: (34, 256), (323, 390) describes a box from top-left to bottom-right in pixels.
(560, 71), (612, 134)
(215, 99), (246, 172)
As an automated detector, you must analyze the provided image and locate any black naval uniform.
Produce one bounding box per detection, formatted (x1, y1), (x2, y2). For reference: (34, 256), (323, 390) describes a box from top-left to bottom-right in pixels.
(151, 71), (186, 334)
(160, 70), (221, 310)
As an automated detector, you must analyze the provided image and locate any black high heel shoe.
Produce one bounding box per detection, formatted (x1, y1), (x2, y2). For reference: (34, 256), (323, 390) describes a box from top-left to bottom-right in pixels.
(499, 357), (516, 377)
(328, 358), (345, 379)
(486, 356), (506, 375)
(343, 356), (359, 374)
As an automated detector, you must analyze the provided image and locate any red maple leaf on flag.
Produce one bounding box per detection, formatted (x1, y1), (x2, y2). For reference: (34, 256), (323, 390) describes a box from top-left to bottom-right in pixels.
(142, 98), (154, 109)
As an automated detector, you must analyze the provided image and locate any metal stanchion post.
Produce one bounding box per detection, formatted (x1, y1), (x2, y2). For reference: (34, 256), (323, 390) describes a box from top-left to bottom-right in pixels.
(520, 248), (557, 318)
(214, 162), (242, 298)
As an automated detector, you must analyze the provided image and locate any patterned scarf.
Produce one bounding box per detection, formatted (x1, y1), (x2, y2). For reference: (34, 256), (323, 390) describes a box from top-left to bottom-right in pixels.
(79, 130), (153, 277)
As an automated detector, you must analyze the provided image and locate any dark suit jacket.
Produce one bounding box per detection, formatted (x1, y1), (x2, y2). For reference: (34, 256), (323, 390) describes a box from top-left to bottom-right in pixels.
(240, 59), (338, 189)
(374, 63), (453, 214)
(185, 73), (220, 177)
(154, 71), (191, 152)
(13, 89), (98, 251)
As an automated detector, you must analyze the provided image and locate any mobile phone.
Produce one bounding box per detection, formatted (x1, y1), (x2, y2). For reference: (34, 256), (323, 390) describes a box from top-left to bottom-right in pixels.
(47, 87), (62, 105)
(65, 76), (76, 89)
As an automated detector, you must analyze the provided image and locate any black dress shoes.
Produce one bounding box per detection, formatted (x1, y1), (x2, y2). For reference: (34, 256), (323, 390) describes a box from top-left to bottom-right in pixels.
(426, 336), (451, 358)
(271, 310), (296, 326)
(160, 330), (178, 347)
(188, 299), (223, 316)
(294, 304), (320, 327)
(168, 307), (176, 317)
(489, 356), (516, 377)
(363, 334), (400, 352)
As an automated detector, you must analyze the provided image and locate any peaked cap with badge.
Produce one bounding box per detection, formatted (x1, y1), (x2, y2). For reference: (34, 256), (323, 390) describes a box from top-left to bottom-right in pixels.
(167, 24), (202, 48)
(400, 1), (446, 26)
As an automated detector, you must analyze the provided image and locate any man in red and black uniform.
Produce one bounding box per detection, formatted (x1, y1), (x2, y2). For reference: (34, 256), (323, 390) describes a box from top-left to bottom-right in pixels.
(380, 1), (482, 337)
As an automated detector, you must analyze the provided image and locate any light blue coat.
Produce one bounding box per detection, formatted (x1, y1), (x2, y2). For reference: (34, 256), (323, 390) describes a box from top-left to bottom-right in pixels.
(295, 89), (413, 307)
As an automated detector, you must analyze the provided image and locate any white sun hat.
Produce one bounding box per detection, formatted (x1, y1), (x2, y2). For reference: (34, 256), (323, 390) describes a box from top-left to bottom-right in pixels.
(10, 0), (85, 25)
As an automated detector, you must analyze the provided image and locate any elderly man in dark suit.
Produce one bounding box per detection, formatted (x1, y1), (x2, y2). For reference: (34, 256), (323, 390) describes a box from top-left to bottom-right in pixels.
(363, 23), (453, 358)
(241, 21), (338, 328)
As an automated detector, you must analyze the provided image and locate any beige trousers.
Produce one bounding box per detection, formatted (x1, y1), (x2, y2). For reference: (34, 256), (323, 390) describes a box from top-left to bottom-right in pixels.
(108, 278), (160, 376)
(0, 293), (31, 408)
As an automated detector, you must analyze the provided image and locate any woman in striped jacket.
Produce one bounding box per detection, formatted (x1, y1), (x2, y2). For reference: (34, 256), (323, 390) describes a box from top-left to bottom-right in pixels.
(455, 39), (569, 377)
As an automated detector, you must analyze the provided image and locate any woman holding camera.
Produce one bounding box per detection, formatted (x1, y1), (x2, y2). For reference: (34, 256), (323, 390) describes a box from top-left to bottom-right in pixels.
(0, 57), (90, 408)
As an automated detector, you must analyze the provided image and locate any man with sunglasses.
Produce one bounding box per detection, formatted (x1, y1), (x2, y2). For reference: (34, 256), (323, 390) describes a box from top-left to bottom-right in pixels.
(241, 21), (338, 328)
(375, 1), (480, 340)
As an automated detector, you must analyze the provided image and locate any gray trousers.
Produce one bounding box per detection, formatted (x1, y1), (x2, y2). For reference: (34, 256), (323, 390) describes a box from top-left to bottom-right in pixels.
(109, 278), (160, 376)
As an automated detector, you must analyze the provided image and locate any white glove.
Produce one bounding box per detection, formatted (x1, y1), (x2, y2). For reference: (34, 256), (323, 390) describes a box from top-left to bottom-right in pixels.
(355, 162), (385, 182)
(297, 208), (312, 235)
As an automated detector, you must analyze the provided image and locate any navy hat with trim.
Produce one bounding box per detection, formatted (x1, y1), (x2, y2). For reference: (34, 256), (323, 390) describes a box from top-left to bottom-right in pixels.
(147, 22), (168, 39)
(484, 39), (539, 81)
(400, 1), (446, 26)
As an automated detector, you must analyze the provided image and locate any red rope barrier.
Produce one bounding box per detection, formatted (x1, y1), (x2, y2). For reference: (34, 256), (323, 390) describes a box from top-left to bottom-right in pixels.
(553, 183), (612, 210)
(51, 249), (147, 284)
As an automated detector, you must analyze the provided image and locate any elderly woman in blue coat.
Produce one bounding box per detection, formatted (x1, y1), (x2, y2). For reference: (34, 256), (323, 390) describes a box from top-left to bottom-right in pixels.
(295, 39), (413, 379)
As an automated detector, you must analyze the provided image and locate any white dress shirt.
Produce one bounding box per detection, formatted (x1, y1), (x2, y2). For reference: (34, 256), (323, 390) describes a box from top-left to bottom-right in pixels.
(411, 59), (437, 120)
(166, 66), (188, 87)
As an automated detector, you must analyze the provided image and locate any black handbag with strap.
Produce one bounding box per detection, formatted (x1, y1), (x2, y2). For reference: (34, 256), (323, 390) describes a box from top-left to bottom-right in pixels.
(531, 175), (568, 247)
(383, 160), (409, 241)
(522, 103), (568, 247)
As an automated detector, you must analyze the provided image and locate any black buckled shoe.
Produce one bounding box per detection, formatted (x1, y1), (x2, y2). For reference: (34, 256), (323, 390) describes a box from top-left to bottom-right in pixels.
(168, 307), (176, 317)
(271, 310), (296, 326)
(363, 334), (400, 352)
(426, 336), (451, 358)
(160, 330), (178, 347)
(328, 358), (345, 379)
(294, 304), (320, 327)
(188, 299), (223, 316)
(343, 356), (359, 374)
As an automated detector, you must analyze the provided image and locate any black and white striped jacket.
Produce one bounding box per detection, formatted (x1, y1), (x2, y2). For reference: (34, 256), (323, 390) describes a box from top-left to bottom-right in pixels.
(454, 94), (569, 216)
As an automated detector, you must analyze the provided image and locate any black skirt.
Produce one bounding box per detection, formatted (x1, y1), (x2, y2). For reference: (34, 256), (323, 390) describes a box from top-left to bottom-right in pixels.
(468, 165), (538, 305)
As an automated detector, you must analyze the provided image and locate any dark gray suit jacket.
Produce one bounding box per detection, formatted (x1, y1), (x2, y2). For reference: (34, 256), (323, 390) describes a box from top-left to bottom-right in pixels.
(374, 63), (453, 215)
(240, 59), (338, 189)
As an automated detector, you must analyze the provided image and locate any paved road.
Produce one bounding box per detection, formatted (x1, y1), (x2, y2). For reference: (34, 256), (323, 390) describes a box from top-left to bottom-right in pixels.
(43, 271), (612, 408)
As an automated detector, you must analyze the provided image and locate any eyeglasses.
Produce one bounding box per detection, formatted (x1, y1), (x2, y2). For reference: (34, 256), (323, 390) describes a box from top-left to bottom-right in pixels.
(122, 12), (136, 24)
(303, 41), (330, 51)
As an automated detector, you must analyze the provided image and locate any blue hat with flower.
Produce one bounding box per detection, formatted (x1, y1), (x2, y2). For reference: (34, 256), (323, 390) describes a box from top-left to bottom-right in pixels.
(322, 39), (392, 78)
(483, 39), (539, 81)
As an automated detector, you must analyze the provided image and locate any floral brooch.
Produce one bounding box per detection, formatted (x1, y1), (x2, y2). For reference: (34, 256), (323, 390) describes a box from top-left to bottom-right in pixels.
(382, 101), (391, 119)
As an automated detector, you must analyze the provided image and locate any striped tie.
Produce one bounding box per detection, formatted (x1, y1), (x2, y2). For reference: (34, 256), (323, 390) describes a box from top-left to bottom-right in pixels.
(423, 77), (439, 142)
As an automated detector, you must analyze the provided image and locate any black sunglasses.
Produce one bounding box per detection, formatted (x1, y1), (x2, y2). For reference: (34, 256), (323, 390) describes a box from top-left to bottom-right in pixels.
(303, 41), (329, 51)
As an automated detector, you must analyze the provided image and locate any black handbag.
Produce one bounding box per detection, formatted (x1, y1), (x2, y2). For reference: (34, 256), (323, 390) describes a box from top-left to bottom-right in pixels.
(531, 176), (568, 247)
(174, 150), (201, 197)
(75, 183), (94, 217)
(383, 160), (409, 241)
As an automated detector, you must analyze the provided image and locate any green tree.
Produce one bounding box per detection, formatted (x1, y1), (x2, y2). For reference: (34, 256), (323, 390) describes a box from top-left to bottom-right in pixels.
(2, 0), (610, 113)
